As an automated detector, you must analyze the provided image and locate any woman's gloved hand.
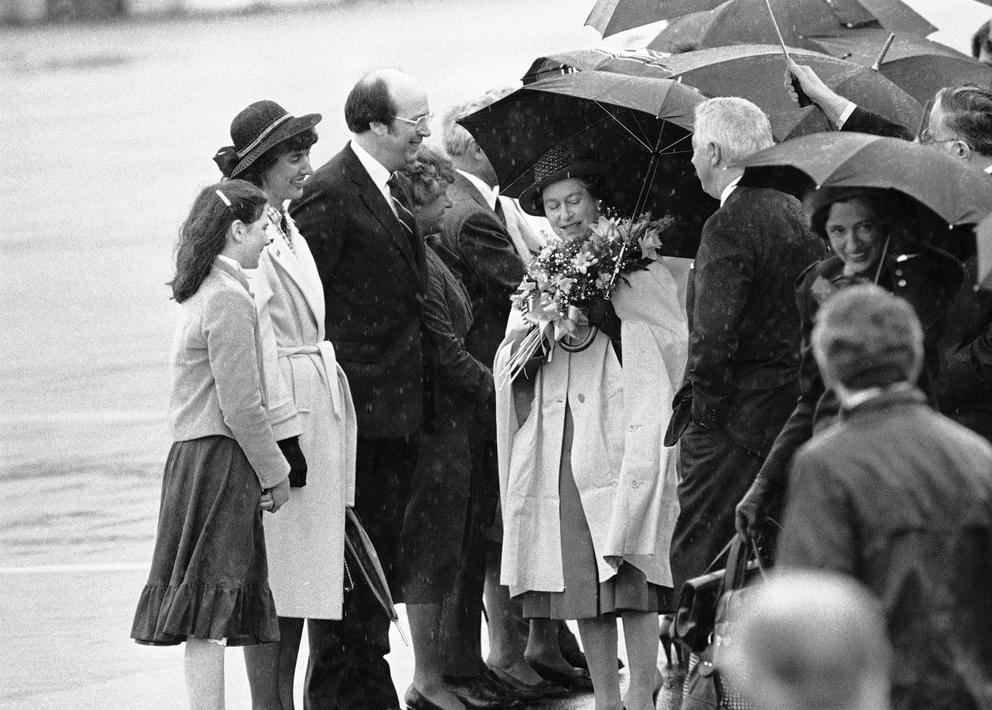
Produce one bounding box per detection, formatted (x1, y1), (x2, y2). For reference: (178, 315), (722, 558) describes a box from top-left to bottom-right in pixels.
(278, 436), (308, 488)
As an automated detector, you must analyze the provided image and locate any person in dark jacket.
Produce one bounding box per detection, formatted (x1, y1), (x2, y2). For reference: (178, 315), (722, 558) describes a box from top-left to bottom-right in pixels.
(780, 61), (992, 438)
(290, 68), (431, 710)
(735, 187), (962, 538)
(778, 284), (992, 710)
(664, 96), (826, 591)
(397, 148), (503, 710)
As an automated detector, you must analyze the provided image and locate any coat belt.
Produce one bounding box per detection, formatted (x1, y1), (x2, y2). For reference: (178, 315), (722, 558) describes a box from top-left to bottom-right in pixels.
(277, 342), (344, 419)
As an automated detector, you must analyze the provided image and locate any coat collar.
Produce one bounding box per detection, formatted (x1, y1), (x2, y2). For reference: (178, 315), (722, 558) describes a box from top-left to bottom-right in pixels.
(212, 256), (252, 294)
(840, 384), (927, 420)
(263, 209), (326, 333)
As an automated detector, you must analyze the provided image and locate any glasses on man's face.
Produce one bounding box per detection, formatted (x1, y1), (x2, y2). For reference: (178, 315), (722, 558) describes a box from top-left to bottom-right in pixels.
(393, 112), (434, 132)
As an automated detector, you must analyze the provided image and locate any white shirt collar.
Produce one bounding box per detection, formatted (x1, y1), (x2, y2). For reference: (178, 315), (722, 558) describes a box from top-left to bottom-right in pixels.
(350, 139), (393, 192)
(720, 175), (742, 207)
(984, 164), (992, 175)
(457, 169), (499, 211)
(216, 253), (242, 272)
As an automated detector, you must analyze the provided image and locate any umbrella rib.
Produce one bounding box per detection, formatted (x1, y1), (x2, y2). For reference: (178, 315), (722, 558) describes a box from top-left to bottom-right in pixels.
(594, 101), (652, 151)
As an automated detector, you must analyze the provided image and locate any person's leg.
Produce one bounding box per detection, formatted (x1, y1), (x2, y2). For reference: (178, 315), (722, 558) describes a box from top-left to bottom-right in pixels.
(670, 424), (762, 592)
(483, 542), (544, 685)
(619, 611), (662, 710)
(342, 435), (418, 710)
(407, 602), (466, 710)
(525, 618), (578, 674)
(303, 618), (348, 710)
(244, 640), (282, 710)
(276, 617), (304, 709)
(185, 639), (226, 710)
(576, 615), (622, 710)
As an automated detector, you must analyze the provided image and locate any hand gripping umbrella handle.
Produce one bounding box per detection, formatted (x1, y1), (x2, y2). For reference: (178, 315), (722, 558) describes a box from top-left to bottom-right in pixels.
(763, 0), (812, 107)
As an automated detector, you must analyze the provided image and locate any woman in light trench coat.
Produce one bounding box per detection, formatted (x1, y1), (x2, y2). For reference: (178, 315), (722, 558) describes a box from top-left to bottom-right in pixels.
(215, 100), (357, 709)
(494, 145), (687, 710)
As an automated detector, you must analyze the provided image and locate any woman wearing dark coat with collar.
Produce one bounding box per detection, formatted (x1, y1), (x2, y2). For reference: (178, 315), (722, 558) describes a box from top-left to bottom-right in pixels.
(397, 148), (495, 710)
(735, 187), (962, 540)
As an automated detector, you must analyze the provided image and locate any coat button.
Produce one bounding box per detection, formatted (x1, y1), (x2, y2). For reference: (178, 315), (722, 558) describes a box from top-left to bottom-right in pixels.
(577, 393), (585, 403)
(898, 279), (907, 287)
(630, 480), (640, 489)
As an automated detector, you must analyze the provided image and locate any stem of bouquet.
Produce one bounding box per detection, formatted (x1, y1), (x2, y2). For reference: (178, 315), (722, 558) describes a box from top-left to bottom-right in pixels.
(497, 322), (551, 387)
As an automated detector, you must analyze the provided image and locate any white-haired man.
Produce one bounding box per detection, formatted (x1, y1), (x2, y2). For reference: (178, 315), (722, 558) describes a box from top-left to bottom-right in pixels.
(664, 97), (825, 590)
(779, 284), (992, 710)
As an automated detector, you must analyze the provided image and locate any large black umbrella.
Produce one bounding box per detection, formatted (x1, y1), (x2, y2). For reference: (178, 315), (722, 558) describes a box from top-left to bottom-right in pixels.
(586, 0), (933, 38)
(647, 0), (933, 52)
(740, 132), (992, 227)
(458, 71), (716, 257)
(808, 30), (992, 104)
(522, 45), (921, 141)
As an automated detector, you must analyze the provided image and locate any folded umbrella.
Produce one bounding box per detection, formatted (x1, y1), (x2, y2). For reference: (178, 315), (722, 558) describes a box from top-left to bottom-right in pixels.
(458, 71), (715, 257)
(808, 29), (992, 105)
(740, 131), (992, 228)
(646, 0), (933, 52)
(344, 508), (408, 646)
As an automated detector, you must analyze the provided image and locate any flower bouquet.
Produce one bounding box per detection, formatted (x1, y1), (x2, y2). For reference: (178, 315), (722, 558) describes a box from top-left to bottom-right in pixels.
(501, 212), (673, 383)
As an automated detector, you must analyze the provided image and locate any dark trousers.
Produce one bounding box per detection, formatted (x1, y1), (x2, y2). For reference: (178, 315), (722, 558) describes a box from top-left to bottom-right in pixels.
(669, 423), (762, 591)
(304, 435), (418, 710)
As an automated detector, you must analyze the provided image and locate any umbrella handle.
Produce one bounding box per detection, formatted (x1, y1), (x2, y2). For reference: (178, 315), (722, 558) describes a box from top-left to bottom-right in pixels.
(870, 33), (896, 71)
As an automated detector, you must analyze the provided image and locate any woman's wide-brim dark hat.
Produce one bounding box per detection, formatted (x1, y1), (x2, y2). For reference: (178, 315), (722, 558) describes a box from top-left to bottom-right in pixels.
(214, 100), (321, 178)
(520, 144), (612, 216)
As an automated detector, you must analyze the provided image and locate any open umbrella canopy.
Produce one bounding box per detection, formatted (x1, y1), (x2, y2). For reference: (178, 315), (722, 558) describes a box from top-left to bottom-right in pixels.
(524, 45), (921, 140)
(521, 47), (671, 84)
(458, 71), (716, 257)
(647, 0), (932, 52)
(808, 30), (992, 104)
(655, 44), (921, 138)
(585, 0), (932, 37)
(740, 131), (992, 227)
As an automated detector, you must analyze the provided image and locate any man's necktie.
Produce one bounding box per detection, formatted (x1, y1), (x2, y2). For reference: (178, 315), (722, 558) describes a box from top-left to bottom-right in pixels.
(494, 197), (506, 227)
(387, 173), (417, 240)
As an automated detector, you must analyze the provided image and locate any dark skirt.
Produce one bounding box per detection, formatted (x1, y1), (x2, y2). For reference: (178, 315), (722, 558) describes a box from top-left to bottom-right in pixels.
(396, 399), (472, 604)
(131, 435), (279, 646)
(519, 407), (672, 620)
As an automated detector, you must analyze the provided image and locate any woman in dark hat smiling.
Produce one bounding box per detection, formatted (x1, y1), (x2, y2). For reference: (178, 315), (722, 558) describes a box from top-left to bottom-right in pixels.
(495, 144), (687, 710)
(217, 101), (359, 709)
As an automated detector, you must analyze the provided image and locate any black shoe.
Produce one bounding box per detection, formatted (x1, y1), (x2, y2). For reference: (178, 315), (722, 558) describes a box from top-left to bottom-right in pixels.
(404, 686), (445, 710)
(527, 660), (594, 692)
(443, 675), (525, 709)
(481, 667), (544, 703)
(486, 664), (569, 699)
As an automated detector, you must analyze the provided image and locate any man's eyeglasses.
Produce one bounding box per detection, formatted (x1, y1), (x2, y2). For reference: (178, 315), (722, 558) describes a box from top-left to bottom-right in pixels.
(919, 126), (963, 146)
(393, 112), (434, 132)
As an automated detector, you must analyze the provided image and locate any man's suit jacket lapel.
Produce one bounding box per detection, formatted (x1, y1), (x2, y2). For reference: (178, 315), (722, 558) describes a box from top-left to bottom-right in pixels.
(343, 146), (423, 284)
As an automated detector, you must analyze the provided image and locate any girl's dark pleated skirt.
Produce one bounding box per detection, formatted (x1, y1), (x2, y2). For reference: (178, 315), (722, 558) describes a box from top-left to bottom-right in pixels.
(131, 435), (279, 647)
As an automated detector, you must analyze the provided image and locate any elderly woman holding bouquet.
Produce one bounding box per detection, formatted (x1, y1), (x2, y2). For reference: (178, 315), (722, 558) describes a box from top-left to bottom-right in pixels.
(494, 144), (688, 710)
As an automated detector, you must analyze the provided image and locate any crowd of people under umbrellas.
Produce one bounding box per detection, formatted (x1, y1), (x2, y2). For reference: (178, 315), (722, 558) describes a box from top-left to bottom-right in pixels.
(128, 6), (992, 710)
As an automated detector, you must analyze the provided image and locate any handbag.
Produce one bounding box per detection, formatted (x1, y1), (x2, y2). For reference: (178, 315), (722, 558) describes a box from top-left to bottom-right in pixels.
(678, 535), (764, 710)
(673, 536), (761, 653)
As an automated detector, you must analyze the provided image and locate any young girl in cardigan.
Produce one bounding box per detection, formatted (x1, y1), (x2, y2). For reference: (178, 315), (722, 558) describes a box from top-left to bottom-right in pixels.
(131, 180), (291, 710)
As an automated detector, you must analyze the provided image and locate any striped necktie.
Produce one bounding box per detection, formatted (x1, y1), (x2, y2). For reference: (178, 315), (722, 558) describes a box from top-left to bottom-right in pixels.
(387, 173), (417, 239)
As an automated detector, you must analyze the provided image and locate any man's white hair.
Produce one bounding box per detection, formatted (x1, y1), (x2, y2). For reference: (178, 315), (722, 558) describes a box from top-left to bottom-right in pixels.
(441, 88), (514, 157)
(693, 96), (774, 165)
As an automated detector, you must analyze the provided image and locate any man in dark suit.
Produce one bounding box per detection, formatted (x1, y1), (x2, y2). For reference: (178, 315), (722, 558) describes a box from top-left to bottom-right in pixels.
(291, 68), (431, 710)
(665, 97), (825, 590)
